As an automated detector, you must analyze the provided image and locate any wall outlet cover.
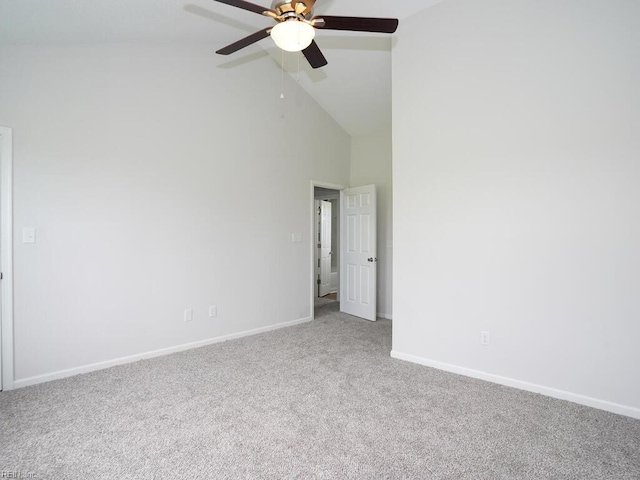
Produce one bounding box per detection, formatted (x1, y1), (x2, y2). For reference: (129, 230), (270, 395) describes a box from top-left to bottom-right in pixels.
(23, 227), (36, 244)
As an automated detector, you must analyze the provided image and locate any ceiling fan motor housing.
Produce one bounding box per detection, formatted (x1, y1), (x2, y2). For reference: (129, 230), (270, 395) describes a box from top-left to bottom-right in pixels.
(271, 1), (314, 19)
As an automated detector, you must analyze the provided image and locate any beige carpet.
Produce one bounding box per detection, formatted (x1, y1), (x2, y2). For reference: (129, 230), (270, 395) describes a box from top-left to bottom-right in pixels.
(1, 302), (639, 479)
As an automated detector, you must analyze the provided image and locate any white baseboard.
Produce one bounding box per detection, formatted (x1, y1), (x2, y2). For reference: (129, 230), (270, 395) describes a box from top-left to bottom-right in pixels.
(390, 350), (640, 420)
(377, 313), (392, 320)
(14, 316), (313, 389)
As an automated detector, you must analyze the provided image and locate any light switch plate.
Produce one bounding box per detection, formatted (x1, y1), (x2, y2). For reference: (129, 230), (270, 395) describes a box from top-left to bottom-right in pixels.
(291, 233), (303, 243)
(23, 227), (36, 244)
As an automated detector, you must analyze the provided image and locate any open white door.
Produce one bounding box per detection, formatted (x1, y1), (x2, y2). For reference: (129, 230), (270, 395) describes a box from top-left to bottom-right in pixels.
(340, 185), (377, 321)
(319, 200), (332, 297)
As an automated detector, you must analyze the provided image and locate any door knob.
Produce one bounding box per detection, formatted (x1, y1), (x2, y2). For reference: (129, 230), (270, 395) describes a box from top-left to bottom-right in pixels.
(367, 257), (378, 262)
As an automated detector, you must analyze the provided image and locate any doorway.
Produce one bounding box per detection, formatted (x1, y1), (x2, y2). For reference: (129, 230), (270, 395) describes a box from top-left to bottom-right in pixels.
(313, 186), (341, 317)
(310, 181), (379, 322)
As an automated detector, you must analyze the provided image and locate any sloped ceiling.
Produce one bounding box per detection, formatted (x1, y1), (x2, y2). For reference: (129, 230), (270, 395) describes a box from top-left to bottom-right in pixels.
(0, 0), (444, 136)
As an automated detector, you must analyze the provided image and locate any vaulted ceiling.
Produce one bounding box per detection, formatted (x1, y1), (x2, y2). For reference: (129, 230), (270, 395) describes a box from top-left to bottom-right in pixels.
(0, 0), (444, 136)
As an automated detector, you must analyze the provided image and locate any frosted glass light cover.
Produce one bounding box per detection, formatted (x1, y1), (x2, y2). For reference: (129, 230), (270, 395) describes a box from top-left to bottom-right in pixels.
(270, 21), (315, 52)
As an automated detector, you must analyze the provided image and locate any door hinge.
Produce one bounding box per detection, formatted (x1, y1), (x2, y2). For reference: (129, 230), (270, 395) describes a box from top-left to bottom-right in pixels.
(0, 272), (3, 280)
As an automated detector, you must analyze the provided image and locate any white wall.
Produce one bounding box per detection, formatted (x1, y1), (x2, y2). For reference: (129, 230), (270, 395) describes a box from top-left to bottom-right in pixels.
(393, 0), (640, 417)
(0, 42), (350, 384)
(351, 131), (393, 319)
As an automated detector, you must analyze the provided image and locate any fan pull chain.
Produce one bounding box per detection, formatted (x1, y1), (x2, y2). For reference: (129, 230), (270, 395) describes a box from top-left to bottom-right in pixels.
(280, 49), (285, 99)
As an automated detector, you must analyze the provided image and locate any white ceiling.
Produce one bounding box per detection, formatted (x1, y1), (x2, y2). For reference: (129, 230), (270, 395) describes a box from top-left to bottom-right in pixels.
(0, 0), (444, 136)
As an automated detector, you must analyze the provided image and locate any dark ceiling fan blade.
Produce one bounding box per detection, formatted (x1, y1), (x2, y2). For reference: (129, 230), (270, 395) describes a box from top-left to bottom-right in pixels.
(313, 16), (399, 34)
(302, 40), (328, 69)
(216, 27), (272, 55)
(211, 0), (274, 16)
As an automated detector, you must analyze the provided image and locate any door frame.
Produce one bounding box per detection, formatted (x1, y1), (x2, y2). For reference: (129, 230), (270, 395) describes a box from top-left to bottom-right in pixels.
(316, 199), (333, 297)
(0, 126), (14, 391)
(310, 180), (346, 320)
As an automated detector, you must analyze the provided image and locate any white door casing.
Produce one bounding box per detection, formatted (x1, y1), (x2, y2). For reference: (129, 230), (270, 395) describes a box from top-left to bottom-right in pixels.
(310, 181), (347, 319)
(0, 126), (14, 391)
(319, 200), (332, 297)
(340, 185), (377, 322)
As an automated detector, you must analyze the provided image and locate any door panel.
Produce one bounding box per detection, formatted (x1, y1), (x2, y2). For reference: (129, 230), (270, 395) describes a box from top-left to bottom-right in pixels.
(360, 266), (371, 305)
(361, 214), (372, 252)
(340, 185), (377, 321)
(347, 214), (357, 252)
(347, 264), (357, 301)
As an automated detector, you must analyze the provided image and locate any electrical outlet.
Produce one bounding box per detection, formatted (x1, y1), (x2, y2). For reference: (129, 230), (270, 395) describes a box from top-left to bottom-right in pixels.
(480, 331), (490, 346)
(209, 305), (217, 318)
(22, 227), (36, 244)
(184, 309), (193, 322)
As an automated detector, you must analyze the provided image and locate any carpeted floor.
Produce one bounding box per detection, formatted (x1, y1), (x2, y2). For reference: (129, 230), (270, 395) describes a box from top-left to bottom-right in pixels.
(314, 294), (338, 308)
(1, 302), (639, 479)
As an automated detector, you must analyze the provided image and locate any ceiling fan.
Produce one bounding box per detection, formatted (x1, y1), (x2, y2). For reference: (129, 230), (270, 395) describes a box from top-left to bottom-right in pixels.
(212, 0), (399, 69)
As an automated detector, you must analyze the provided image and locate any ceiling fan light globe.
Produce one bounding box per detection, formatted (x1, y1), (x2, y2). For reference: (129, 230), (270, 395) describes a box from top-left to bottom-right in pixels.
(271, 20), (315, 52)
